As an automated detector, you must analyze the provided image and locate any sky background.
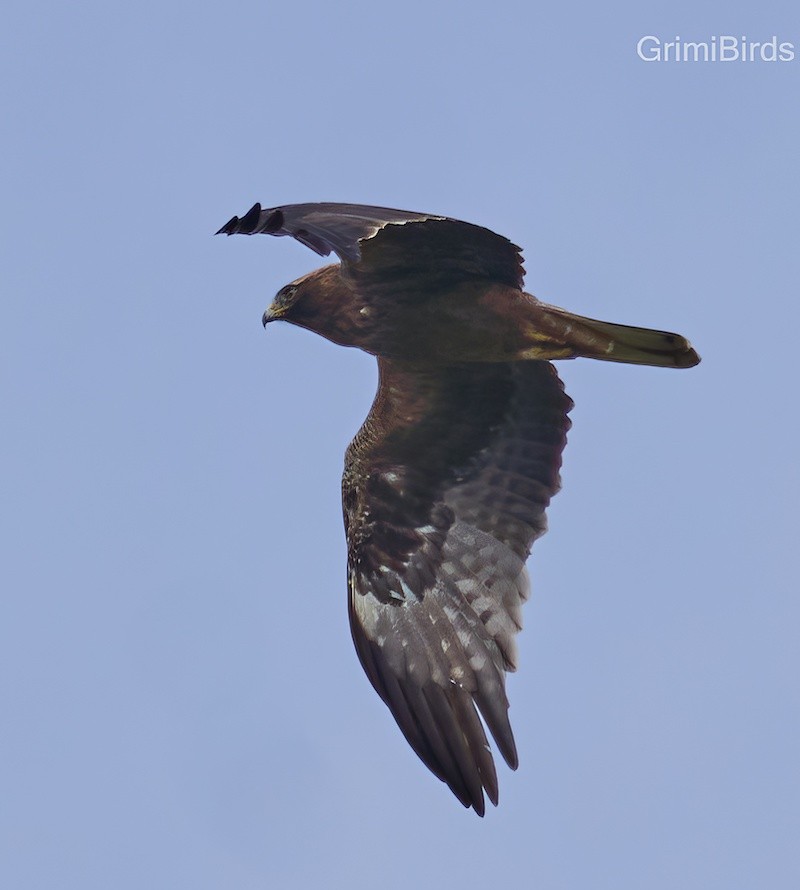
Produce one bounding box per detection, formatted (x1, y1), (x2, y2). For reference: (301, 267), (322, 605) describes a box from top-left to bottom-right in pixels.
(2, 2), (799, 888)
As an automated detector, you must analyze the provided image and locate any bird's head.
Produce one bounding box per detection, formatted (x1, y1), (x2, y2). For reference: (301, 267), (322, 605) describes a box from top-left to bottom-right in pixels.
(262, 268), (321, 328)
(262, 264), (368, 349)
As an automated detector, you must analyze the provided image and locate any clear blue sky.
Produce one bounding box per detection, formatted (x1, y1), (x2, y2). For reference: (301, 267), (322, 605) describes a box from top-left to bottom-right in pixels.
(3, 2), (798, 888)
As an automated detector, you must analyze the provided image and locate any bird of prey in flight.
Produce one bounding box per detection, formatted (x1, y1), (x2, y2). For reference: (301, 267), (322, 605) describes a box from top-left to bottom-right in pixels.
(217, 202), (699, 815)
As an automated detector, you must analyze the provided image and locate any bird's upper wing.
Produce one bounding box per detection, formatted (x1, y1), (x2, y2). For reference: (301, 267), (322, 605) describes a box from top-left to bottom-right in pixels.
(344, 358), (572, 814)
(216, 202), (525, 290)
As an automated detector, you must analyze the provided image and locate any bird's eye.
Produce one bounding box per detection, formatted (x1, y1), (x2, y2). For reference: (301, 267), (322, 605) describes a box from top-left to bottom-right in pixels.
(275, 285), (298, 308)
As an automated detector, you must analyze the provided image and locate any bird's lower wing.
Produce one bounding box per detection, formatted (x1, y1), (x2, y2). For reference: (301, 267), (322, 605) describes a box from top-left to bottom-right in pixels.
(344, 359), (572, 814)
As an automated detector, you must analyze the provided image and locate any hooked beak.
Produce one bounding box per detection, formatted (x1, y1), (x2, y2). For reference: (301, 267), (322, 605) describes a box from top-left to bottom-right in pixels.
(262, 306), (278, 328)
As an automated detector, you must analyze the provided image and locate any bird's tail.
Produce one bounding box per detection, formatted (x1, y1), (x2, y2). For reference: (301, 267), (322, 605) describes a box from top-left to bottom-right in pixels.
(522, 302), (700, 369)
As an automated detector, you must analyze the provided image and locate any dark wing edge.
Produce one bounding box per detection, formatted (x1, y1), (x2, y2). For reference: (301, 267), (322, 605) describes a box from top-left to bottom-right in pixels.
(345, 360), (572, 814)
(215, 202), (437, 261)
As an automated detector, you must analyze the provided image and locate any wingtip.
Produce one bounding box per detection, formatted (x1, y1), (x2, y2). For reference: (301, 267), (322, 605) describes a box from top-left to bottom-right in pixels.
(215, 202), (263, 236)
(505, 745), (520, 772)
(240, 202), (262, 231)
(455, 786), (486, 817)
(214, 215), (238, 236)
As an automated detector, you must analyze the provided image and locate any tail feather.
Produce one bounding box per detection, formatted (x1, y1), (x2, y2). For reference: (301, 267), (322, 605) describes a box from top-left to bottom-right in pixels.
(526, 303), (700, 369)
